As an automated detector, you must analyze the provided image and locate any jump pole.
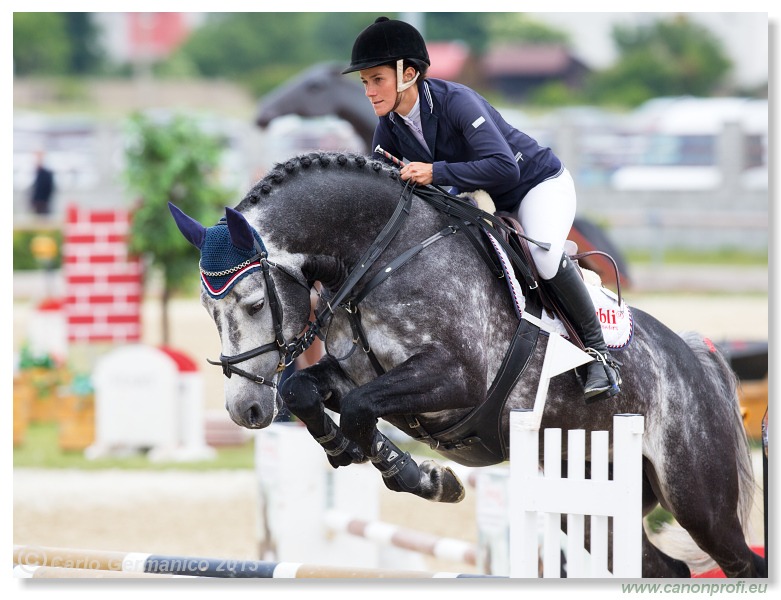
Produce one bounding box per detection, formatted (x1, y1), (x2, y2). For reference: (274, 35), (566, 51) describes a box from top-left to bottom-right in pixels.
(324, 511), (478, 566)
(13, 565), (192, 579)
(13, 545), (493, 579)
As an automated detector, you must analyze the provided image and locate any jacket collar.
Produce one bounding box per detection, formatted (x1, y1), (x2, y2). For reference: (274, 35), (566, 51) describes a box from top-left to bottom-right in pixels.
(389, 80), (438, 160)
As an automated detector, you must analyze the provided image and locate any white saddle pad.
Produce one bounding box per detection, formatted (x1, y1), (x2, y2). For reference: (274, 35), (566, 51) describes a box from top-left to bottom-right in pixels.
(486, 231), (633, 349)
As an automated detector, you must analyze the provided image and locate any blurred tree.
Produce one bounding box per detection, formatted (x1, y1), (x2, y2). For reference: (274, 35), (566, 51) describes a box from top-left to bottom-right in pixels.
(170, 12), (377, 96)
(529, 81), (584, 108)
(63, 13), (104, 74)
(484, 13), (569, 45)
(13, 12), (72, 75)
(124, 113), (232, 344)
(425, 13), (493, 51)
(585, 15), (732, 107)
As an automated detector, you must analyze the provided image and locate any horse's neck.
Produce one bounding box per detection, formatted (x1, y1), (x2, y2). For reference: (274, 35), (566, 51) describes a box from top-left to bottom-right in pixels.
(256, 177), (404, 264)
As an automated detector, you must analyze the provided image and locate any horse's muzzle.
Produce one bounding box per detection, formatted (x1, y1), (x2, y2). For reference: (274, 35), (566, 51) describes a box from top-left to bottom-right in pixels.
(228, 393), (280, 429)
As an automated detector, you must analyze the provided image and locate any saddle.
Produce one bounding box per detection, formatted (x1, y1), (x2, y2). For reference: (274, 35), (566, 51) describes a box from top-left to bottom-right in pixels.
(490, 210), (624, 352)
(492, 211), (585, 348)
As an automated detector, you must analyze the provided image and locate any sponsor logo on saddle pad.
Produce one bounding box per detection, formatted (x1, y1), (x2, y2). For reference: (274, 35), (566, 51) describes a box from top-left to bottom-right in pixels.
(486, 232), (633, 349)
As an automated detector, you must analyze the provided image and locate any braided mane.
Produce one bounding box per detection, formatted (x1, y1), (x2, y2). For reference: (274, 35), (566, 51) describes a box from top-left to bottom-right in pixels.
(240, 152), (400, 207)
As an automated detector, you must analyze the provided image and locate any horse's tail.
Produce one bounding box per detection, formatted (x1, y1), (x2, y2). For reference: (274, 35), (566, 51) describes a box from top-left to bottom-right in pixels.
(651, 331), (756, 574)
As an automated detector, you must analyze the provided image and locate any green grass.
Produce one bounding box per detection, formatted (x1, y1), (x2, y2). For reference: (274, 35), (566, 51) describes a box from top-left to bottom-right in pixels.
(14, 422), (255, 470)
(625, 247), (767, 266)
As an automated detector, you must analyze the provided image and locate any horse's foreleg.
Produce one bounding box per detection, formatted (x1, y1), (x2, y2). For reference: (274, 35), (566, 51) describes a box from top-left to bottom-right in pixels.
(285, 362), (462, 501)
(279, 357), (366, 467)
(366, 428), (465, 503)
(338, 348), (470, 503)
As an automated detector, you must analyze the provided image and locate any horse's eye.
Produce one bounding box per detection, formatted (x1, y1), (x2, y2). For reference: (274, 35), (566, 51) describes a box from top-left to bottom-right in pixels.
(249, 299), (265, 316)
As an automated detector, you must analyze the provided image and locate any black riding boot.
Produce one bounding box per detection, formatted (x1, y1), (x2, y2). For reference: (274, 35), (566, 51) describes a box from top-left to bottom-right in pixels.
(544, 254), (621, 401)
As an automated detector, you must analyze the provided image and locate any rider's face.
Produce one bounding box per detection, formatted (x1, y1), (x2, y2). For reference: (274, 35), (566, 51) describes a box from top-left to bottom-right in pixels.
(360, 66), (398, 117)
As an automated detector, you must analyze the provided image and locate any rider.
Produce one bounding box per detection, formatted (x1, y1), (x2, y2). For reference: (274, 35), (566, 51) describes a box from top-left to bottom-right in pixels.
(342, 16), (621, 401)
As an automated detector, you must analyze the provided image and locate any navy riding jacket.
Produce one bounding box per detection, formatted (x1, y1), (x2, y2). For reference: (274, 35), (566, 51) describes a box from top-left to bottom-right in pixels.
(371, 78), (563, 212)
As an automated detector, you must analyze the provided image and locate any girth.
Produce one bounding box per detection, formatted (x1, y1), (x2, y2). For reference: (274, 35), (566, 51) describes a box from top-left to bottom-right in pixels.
(416, 294), (543, 466)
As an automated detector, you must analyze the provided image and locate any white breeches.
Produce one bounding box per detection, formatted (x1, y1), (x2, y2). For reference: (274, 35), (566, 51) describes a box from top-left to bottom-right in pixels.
(514, 167), (576, 280)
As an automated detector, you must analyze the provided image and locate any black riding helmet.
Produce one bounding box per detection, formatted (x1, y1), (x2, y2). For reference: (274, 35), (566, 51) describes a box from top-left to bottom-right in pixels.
(342, 16), (430, 75)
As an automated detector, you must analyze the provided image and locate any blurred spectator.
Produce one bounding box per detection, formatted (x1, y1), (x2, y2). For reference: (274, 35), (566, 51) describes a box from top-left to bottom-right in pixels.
(30, 151), (55, 215)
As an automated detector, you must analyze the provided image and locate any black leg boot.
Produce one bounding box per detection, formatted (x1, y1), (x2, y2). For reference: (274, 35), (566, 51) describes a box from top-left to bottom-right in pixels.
(544, 254), (622, 401)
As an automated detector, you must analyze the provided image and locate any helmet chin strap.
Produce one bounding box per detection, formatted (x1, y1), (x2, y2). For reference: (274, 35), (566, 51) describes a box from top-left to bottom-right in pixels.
(392, 58), (419, 112)
(396, 59), (420, 92)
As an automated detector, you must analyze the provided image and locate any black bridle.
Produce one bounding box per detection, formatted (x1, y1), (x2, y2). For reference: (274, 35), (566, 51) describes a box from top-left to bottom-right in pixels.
(206, 238), (313, 390)
(206, 180), (550, 389)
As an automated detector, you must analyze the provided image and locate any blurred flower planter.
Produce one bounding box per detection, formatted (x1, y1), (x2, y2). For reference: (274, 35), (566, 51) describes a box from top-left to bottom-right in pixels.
(57, 375), (95, 451)
(13, 375), (33, 446)
(57, 393), (95, 451)
(739, 377), (768, 441)
(26, 366), (66, 423)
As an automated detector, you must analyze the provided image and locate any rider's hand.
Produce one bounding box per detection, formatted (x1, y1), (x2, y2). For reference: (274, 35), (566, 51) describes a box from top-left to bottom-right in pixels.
(399, 162), (433, 186)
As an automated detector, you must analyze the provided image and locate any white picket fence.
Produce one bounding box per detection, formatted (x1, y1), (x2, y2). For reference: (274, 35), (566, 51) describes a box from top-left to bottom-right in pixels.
(509, 410), (645, 578)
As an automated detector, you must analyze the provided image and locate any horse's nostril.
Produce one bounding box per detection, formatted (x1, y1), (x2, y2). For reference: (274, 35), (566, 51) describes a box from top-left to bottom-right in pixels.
(248, 402), (262, 427)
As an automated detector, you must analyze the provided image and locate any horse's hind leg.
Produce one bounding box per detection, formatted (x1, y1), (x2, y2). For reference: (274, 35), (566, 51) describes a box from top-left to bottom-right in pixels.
(639, 465), (691, 578)
(642, 528), (691, 578)
(682, 513), (766, 578)
(570, 461), (690, 577)
(651, 451), (765, 578)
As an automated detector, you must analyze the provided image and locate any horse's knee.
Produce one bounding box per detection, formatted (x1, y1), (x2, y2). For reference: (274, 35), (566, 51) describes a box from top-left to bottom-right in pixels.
(279, 370), (323, 421)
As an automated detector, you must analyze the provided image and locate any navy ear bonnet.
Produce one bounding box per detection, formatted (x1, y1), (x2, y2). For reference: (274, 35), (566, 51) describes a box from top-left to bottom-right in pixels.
(199, 218), (267, 299)
(168, 202), (269, 299)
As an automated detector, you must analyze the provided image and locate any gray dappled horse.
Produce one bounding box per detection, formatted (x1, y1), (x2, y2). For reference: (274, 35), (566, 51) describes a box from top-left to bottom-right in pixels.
(171, 152), (764, 578)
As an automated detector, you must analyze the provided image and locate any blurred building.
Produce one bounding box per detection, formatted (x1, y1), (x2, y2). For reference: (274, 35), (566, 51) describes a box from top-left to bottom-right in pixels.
(92, 13), (206, 66)
(481, 44), (590, 101)
(427, 41), (471, 81)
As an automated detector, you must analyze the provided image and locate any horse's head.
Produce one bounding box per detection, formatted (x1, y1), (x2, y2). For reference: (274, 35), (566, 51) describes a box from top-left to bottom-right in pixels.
(169, 202), (310, 429)
(255, 62), (376, 147)
(256, 63), (358, 125)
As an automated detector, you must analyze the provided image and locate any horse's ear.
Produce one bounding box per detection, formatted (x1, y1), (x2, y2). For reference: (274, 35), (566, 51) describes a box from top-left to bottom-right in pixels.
(225, 207), (256, 251)
(169, 202), (206, 249)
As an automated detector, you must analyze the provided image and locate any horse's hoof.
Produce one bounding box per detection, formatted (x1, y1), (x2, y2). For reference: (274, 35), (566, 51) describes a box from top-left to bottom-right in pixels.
(420, 460), (465, 503)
